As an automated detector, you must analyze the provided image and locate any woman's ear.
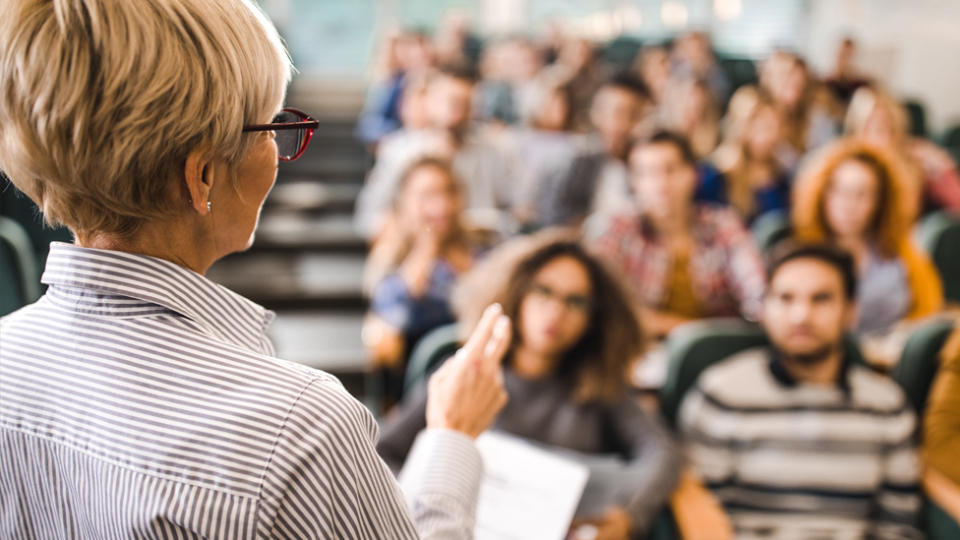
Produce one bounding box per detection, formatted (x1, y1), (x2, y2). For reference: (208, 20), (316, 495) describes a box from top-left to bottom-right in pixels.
(183, 148), (214, 215)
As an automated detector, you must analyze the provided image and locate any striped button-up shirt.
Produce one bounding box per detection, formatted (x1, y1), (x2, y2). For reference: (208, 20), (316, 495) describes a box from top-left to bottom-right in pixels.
(1, 243), (481, 539)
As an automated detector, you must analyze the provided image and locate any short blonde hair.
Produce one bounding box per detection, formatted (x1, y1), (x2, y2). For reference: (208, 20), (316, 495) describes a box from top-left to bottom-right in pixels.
(0, 0), (292, 237)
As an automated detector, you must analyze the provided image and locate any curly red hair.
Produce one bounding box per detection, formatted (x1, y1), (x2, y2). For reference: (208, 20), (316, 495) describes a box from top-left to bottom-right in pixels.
(791, 138), (920, 258)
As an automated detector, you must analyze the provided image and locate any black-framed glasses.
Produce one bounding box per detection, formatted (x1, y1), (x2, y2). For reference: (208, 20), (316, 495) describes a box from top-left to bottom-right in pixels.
(528, 284), (593, 313)
(242, 107), (319, 162)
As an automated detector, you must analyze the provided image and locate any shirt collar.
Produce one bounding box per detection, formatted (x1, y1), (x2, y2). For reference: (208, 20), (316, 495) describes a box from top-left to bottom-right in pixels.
(767, 345), (852, 393)
(41, 243), (275, 352)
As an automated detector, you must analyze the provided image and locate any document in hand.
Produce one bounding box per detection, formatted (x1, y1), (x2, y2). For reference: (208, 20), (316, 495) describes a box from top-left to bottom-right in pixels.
(474, 431), (589, 540)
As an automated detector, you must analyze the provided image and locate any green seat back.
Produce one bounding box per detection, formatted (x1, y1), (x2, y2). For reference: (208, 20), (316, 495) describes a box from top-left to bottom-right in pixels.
(891, 318), (955, 418)
(0, 215), (40, 316)
(660, 319), (868, 426)
(751, 209), (792, 252)
(660, 319), (768, 426)
(1, 180), (72, 276)
(601, 36), (644, 71)
(404, 323), (461, 394)
(717, 56), (759, 95)
(926, 500), (960, 540)
(916, 211), (960, 303)
(942, 124), (960, 149)
(0, 237), (24, 316)
(904, 99), (928, 138)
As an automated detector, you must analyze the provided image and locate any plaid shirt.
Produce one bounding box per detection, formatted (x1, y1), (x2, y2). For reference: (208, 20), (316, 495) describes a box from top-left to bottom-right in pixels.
(594, 205), (765, 320)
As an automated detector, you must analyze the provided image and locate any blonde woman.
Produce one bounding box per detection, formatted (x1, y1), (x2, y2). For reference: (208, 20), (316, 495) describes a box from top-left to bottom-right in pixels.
(846, 85), (960, 214)
(759, 51), (838, 162)
(711, 87), (792, 222)
(363, 157), (486, 403)
(0, 1), (510, 537)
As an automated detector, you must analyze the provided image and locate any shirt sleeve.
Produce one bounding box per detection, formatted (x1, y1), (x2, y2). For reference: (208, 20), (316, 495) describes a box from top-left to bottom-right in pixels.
(399, 429), (484, 540)
(370, 272), (416, 331)
(608, 398), (683, 532)
(259, 377), (482, 539)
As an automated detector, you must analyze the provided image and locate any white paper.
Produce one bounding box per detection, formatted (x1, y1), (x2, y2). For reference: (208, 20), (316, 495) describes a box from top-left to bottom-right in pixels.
(473, 431), (589, 540)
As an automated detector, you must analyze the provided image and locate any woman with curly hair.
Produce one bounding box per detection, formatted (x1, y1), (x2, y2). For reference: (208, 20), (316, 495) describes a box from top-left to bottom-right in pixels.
(377, 231), (681, 539)
(792, 138), (943, 334)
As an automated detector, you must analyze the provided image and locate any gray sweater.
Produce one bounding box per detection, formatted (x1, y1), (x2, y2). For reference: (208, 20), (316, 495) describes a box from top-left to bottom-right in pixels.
(377, 369), (682, 533)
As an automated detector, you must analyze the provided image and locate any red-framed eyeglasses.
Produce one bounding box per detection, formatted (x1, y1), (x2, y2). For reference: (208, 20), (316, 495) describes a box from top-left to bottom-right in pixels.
(242, 107), (319, 162)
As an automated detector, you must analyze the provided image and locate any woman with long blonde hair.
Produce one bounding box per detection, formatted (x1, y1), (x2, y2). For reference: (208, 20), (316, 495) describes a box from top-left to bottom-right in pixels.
(712, 87), (792, 222)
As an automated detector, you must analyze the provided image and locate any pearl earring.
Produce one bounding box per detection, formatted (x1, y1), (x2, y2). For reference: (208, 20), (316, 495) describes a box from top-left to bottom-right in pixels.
(207, 201), (212, 212)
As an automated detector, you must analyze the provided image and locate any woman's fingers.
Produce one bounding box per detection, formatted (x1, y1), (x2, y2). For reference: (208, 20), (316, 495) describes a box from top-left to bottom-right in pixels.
(424, 304), (511, 438)
(482, 315), (512, 369)
(460, 304), (503, 363)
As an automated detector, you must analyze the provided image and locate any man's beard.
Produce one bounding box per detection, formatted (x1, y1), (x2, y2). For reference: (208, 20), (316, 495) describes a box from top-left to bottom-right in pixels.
(775, 342), (841, 367)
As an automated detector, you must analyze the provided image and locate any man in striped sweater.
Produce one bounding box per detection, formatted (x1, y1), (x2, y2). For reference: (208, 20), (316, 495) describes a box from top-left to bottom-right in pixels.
(679, 243), (921, 539)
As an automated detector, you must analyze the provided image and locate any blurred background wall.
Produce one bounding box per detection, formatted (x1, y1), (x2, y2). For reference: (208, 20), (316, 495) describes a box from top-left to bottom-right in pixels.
(260, 0), (960, 132)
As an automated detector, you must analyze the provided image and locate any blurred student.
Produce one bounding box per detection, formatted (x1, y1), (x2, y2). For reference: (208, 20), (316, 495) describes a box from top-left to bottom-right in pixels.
(363, 158), (485, 405)
(504, 76), (581, 225)
(759, 51), (837, 165)
(594, 131), (766, 339)
(846, 85), (960, 214)
(658, 76), (720, 159)
(355, 29), (434, 146)
(355, 64), (519, 239)
(474, 37), (544, 126)
(670, 31), (731, 105)
(792, 139), (942, 334)
(543, 37), (607, 131)
(540, 73), (649, 227)
(377, 232), (681, 538)
(679, 243), (921, 539)
(633, 45), (671, 107)
(710, 87), (792, 222)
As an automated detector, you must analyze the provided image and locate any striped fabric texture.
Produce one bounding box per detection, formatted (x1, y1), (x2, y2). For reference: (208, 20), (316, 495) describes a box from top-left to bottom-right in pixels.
(1, 243), (481, 539)
(679, 348), (921, 540)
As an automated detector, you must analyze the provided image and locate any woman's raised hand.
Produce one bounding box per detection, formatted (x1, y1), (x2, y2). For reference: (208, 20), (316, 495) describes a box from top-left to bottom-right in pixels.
(426, 304), (512, 438)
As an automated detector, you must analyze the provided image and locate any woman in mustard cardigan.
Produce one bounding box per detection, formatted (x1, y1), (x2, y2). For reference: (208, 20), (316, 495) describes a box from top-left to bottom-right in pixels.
(791, 138), (942, 334)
